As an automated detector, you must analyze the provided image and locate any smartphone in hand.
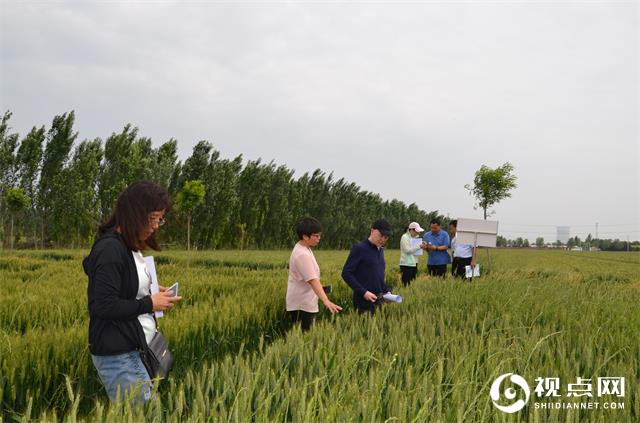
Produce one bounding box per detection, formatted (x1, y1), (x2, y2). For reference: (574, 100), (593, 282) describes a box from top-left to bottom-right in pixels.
(167, 282), (179, 297)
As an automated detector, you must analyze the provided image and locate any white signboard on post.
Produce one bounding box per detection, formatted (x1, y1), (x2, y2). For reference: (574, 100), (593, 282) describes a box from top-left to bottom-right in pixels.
(456, 218), (499, 247)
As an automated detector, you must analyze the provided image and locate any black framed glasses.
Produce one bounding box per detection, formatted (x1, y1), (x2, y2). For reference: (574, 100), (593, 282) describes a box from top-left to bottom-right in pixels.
(149, 216), (166, 226)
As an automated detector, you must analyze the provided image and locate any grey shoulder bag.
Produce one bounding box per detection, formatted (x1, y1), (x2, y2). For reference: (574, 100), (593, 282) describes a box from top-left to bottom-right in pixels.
(140, 331), (173, 379)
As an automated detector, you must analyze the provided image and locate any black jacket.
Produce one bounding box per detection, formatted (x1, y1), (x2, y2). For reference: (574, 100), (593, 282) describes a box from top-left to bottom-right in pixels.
(83, 232), (153, 355)
(341, 239), (390, 310)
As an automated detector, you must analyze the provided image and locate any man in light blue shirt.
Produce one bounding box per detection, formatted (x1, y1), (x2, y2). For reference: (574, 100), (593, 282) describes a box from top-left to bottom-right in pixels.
(449, 220), (477, 278)
(422, 218), (450, 277)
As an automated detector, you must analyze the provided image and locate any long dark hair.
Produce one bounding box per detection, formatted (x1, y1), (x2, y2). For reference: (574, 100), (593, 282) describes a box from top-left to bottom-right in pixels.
(98, 181), (172, 251)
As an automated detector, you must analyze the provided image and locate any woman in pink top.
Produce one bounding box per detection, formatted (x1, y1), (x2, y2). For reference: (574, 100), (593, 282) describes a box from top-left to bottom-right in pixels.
(286, 217), (342, 331)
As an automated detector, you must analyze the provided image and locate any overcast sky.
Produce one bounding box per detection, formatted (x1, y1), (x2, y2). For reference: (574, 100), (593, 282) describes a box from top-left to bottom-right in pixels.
(1, 1), (638, 242)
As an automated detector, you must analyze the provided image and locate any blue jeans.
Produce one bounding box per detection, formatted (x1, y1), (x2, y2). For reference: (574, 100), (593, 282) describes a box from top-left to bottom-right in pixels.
(92, 351), (152, 403)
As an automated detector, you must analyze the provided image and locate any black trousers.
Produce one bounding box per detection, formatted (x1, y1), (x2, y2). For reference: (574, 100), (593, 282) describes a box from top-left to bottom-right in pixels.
(289, 310), (316, 332)
(400, 265), (418, 286)
(452, 257), (473, 278)
(428, 264), (447, 277)
(356, 304), (378, 315)
(355, 300), (382, 315)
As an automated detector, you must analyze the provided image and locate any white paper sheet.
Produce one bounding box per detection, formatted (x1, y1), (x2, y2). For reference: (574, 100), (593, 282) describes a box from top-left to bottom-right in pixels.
(465, 264), (480, 278)
(144, 256), (163, 318)
(410, 238), (423, 256)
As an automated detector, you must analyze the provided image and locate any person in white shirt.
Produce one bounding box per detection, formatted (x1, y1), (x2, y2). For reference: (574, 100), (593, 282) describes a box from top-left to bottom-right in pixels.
(399, 221), (425, 286)
(448, 220), (477, 279)
(286, 217), (342, 331)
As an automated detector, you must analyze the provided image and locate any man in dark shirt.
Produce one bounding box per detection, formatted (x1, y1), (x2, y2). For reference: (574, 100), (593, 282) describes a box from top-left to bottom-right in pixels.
(341, 219), (393, 315)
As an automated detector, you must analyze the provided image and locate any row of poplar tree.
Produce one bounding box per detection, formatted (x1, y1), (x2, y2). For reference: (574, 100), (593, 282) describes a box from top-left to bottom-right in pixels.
(0, 110), (442, 250)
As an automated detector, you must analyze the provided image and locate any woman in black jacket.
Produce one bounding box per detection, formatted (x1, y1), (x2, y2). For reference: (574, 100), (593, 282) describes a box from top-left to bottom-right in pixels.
(83, 181), (181, 403)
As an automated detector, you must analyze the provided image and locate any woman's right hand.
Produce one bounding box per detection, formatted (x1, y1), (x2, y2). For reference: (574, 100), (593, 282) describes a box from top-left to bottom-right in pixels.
(151, 291), (182, 311)
(322, 299), (343, 314)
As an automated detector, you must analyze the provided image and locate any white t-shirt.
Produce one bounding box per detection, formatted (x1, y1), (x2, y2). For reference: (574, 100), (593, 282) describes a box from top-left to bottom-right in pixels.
(132, 251), (157, 345)
(286, 242), (320, 313)
(451, 236), (474, 259)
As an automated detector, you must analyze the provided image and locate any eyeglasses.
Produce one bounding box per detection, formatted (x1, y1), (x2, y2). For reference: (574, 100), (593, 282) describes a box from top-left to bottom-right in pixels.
(149, 216), (166, 227)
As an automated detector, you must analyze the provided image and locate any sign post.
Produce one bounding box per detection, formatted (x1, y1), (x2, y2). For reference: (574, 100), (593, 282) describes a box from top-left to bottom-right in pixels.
(456, 218), (499, 276)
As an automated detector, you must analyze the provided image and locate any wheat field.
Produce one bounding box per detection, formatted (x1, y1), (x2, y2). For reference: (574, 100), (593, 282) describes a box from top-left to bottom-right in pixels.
(0, 248), (638, 422)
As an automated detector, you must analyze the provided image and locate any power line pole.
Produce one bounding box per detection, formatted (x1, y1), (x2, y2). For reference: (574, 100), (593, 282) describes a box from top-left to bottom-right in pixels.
(595, 222), (598, 239)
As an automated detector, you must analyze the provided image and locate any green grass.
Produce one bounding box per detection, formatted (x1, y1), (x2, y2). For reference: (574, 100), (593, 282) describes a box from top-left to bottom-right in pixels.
(0, 248), (638, 422)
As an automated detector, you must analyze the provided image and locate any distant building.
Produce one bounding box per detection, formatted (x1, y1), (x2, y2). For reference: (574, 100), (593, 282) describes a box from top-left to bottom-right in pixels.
(557, 226), (570, 244)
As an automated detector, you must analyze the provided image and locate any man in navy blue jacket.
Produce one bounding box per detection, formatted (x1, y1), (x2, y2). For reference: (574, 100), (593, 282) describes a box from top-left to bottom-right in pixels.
(342, 219), (393, 314)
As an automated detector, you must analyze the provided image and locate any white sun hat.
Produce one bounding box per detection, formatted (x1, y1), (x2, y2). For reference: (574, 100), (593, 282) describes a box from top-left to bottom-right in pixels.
(408, 222), (424, 232)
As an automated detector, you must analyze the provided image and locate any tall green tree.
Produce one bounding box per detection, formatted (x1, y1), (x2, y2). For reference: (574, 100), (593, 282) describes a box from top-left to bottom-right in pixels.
(37, 111), (77, 247)
(535, 237), (545, 248)
(167, 162), (182, 196)
(4, 187), (29, 249)
(15, 126), (45, 246)
(0, 111), (20, 245)
(98, 124), (138, 218)
(237, 159), (271, 248)
(196, 153), (243, 249)
(264, 164), (295, 248)
(180, 141), (212, 184)
(303, 169), (333, 223)
(15, 126), (45, 193)
(176, 179), (206, 250)
(50, 139), (103, 246)
(465, 162), (517, 220)
(325, 179), (374, 248)
(150, 139), (178, 188)
(131, 137), (154, 181)
(169, 141), (213, 248)
(0, 111), (19, 193)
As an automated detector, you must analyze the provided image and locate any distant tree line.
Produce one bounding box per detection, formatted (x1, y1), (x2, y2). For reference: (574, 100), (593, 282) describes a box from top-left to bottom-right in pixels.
(496, 236), (531, 248)
(0, 110), (443, 250)
(496, 235), (639, 251)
